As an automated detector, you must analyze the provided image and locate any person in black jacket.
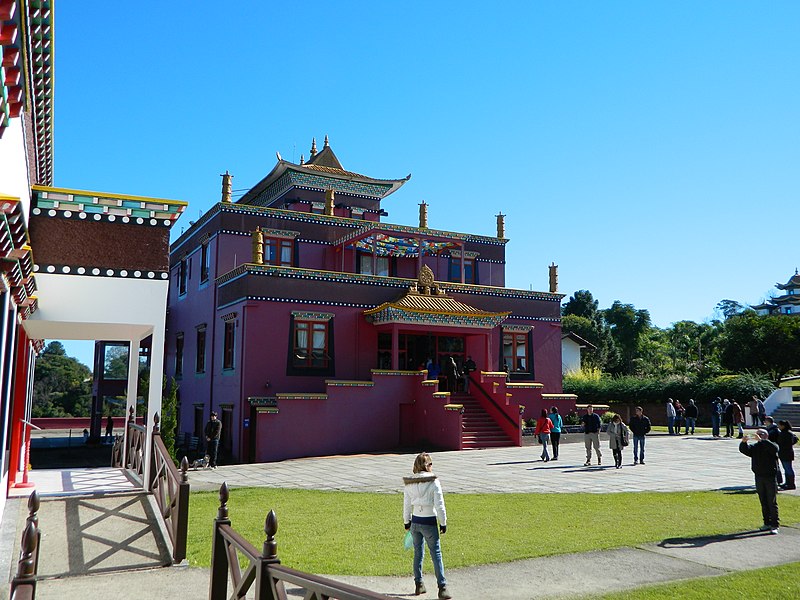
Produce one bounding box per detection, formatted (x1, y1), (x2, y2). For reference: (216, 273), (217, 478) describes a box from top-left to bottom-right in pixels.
(684, 399), (698, 435)
(739, 430), (780, 533)
(777, 420), (797, 491)
(205, 411), (222, 469)
(629, 406), (652, 465)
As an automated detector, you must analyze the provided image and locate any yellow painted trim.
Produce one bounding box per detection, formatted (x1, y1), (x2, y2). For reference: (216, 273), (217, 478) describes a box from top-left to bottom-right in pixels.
(444, 404), (463, 410)
(32, 185), (188, 207)
(275, 393), (328, 400)
(324, 380), (375, 386)
(433, 392), (451, 398)
(481, 371), (508, 376)
(544, 394), (579, 399)
(364, 301), (511, 318)
(370, 369), (425, 376)
(0, 194), (21, 202)
(507, 382), (544, 389)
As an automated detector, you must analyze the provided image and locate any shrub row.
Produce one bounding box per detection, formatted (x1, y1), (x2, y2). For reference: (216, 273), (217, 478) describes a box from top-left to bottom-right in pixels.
(563, 373), (775, 405)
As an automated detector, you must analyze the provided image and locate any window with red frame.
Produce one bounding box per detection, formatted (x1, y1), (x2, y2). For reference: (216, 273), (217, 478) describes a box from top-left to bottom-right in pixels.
(265, 237), (293, 266)
(293, 320), (329, 368)
(503, 332), (529, 373)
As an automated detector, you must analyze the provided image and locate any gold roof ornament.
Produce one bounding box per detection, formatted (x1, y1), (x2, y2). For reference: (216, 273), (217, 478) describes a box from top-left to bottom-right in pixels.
(299, 154), (305, 165)
(252, 226), (264, 265)
(221, 171), (233, 203)
(324, 189), (335, 216)
(496, 212), (505, 239)
(324, 134), (330, 147)
(419, 201), (428, 229)
(549, 263), (558, 294)
(310, 137), (318, 157)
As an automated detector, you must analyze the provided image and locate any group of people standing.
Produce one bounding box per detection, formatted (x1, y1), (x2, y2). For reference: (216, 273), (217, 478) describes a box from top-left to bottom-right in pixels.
(665, 398), (699, 435)
(425, 355), (477, 394)
(668, 396), (766, 439)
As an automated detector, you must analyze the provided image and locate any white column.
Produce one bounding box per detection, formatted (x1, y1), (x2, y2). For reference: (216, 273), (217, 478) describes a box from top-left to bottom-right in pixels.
(143, 324), (165, 491)
(122, 338), (140, 467)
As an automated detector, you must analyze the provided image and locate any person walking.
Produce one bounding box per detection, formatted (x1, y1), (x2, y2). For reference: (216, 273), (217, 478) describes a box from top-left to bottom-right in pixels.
(403, 452), (451, 599)
(723, 399), (734, 438)
(534, 409), (553, 462)
(777, 420), (797, 491)
(666, 398), (676, 435)
(748, 396), (759, 427)
(710, 397), (723, 438)
(738, 430), (780, 534)
(104, 414), (114, 444)
(549, 406), (563, 461)
(462, 355), (476, 393)
(684, 399), (698, 435)
(629, 406), (651, 465)
(582, 404), (603, 466)
(607, 414), (630, 469)
(204, 411), (222, 469)
(443, 356), (459, 394)
(673, 400), (685, 435)
(757, 397), (767, 427)
(733, 401), (745, 439)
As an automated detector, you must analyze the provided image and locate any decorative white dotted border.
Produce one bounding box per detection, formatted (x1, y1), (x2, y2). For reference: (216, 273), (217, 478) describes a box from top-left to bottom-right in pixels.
(34, 264), (170, 280)
(32, 207), (174, 227)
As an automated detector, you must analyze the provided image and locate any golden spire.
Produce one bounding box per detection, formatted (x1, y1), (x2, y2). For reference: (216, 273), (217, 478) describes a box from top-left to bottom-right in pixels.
(221, 171), (233, 203)
(419, 201), (428, 229)
(496, 212), (505, 239)
(310, 138), (317, 157)
(299, 154), (305, 165)
(324, 189), (335, 216)
(252, 227), (264, 265)
(549, 263), (558, 293)
(324, 134), (329, 147)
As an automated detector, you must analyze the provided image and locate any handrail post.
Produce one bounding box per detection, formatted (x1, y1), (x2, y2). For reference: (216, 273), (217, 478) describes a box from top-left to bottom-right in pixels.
(25, 491), (41, 576)
(149, 412), (161, 491)
(124, 406), (135, 469)
(209, 483), (232, 600)
(173, 457), (190, 563)
(10, 520), (38, 597)
(256, 509), (281, 600)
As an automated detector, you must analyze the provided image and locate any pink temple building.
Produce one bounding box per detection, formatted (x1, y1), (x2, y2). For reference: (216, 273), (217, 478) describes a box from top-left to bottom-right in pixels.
(167, 139), (575, 463)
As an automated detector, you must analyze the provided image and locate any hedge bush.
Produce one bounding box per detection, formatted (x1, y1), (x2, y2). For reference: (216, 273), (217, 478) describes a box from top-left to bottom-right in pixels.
(563, 372), (774, 405)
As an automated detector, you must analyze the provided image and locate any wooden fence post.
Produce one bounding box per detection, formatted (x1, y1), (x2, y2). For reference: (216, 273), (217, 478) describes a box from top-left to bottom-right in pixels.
(255, 509), (281, 600)
(174, 457), (190, 562)
(208, 482), (232, 600)
(10, 520), (38, 596)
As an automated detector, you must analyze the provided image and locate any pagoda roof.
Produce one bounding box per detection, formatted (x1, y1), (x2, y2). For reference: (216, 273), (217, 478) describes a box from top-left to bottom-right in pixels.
(363, 266), (510, 329)
(237, 138), (410, 207)
(771, 294), (800, 306)
(776, 271), (800, 290)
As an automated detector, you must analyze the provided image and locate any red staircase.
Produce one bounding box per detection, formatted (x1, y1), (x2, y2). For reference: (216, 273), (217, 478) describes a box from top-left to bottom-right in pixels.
(455, 393), (515, 449)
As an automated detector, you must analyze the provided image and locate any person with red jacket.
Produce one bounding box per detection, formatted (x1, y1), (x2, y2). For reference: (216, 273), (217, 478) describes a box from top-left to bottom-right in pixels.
(534, 409), (554, 462)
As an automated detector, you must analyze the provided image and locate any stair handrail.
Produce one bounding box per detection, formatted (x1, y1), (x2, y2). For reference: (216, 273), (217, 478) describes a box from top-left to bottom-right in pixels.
(467, 373), (519, 429)
(10, 491), (41, 600)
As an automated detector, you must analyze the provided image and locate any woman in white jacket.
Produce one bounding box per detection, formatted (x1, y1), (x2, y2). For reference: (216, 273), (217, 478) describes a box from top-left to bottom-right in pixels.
(403, 452), (451, 599)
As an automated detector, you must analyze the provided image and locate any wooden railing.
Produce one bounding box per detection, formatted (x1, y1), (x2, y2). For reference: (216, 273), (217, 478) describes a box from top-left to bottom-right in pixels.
(149, 413), (190, 563)
(124, 407), (146, 481)
(209, 482), (392, 600)
(10, 491), (41, 600)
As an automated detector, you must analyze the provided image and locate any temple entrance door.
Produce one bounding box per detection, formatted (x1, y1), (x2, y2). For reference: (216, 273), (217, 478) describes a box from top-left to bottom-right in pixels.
(403, 334), (466, 372)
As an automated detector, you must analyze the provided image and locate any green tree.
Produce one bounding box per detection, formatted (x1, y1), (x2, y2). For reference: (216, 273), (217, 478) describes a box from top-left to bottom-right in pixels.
(561, 314), (618, 371)
(716, 299), (744, 320)
(33, 342), (92, 417)
(562, 290), (600, 320)
(602, 301), (652, 375)
(718, 312), (800, 384)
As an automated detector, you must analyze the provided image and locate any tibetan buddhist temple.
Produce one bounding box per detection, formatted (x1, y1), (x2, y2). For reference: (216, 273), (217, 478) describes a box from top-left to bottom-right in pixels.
(167, 140), (575, 463)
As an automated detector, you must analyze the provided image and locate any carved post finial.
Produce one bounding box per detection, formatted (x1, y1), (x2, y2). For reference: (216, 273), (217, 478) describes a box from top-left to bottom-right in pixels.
(128, 406), (135, 423)
(496, 212), (506, 239)
(549, 262), (558, 293)
(221, 170), (233, 203)
(16, 521), (38, 580)
(180, 456), (189, 484)
(263, 509), (279, 561)
(217, 482), (230, 521)
(324, 189), (335, 216)
(310, 137), (317, 156)
(252, 226), (264, 264)
(153, 412), (160, 433)
(418, 201), (428, 229)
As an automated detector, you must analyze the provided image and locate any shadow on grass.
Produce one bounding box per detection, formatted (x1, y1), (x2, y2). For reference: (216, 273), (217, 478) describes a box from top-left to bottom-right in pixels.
(720, 486), (755, 495)
(658, 529), (773, 549)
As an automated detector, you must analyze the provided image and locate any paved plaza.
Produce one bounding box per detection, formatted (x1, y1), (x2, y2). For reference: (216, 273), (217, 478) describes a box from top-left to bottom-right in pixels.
(187, 432), (793, 496)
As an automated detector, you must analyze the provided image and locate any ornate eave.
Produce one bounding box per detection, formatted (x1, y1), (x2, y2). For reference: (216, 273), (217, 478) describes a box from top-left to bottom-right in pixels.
(0, 194), (37, 316)
(776, 272), (800, 290)
(363, 265), (510, 329)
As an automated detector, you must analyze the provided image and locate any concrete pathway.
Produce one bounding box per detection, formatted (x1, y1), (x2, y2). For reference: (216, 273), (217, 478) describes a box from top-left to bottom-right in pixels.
(5, 433), (800, 600)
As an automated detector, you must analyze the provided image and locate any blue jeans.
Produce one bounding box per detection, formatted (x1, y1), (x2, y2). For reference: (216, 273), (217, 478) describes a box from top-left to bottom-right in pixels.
(411, 522), (446, 587)
(633, 435), (645, 462)
(539, 433), (550, 460)
(685, 417), (696, 433)
(667, 416), (675, 435)
(711, 414), (720, 437)
(781, 459), (795, 481)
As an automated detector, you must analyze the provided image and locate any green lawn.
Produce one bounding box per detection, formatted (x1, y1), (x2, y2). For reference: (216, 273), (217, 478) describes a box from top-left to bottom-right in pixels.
(187, 489), (800, 575)
(590, 562), (800, 599)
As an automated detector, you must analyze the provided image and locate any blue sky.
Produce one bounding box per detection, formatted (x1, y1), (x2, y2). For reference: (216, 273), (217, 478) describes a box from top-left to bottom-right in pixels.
(51, 1), (799, 367)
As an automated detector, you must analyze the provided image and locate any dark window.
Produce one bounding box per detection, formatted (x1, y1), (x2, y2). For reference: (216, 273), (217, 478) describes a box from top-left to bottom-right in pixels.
(193, 406), (204, 438)
(175, 334), (184, 378)
(178, 258), (188, 295)
(196, 327), (206, 373)
(503, 332), (529, 373)
(293, 320), (329, 368)
(221, 407), (233, 457)
(223, 321), (235, 370)
(449, 256), (475, 283)
(200, 243), (210, 283)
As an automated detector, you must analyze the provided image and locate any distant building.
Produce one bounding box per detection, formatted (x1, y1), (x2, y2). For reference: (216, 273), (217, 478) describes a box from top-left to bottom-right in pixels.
(751, 270), (800, 315)
(166, 140), (574, 463)
(561, 332), (596, 375)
